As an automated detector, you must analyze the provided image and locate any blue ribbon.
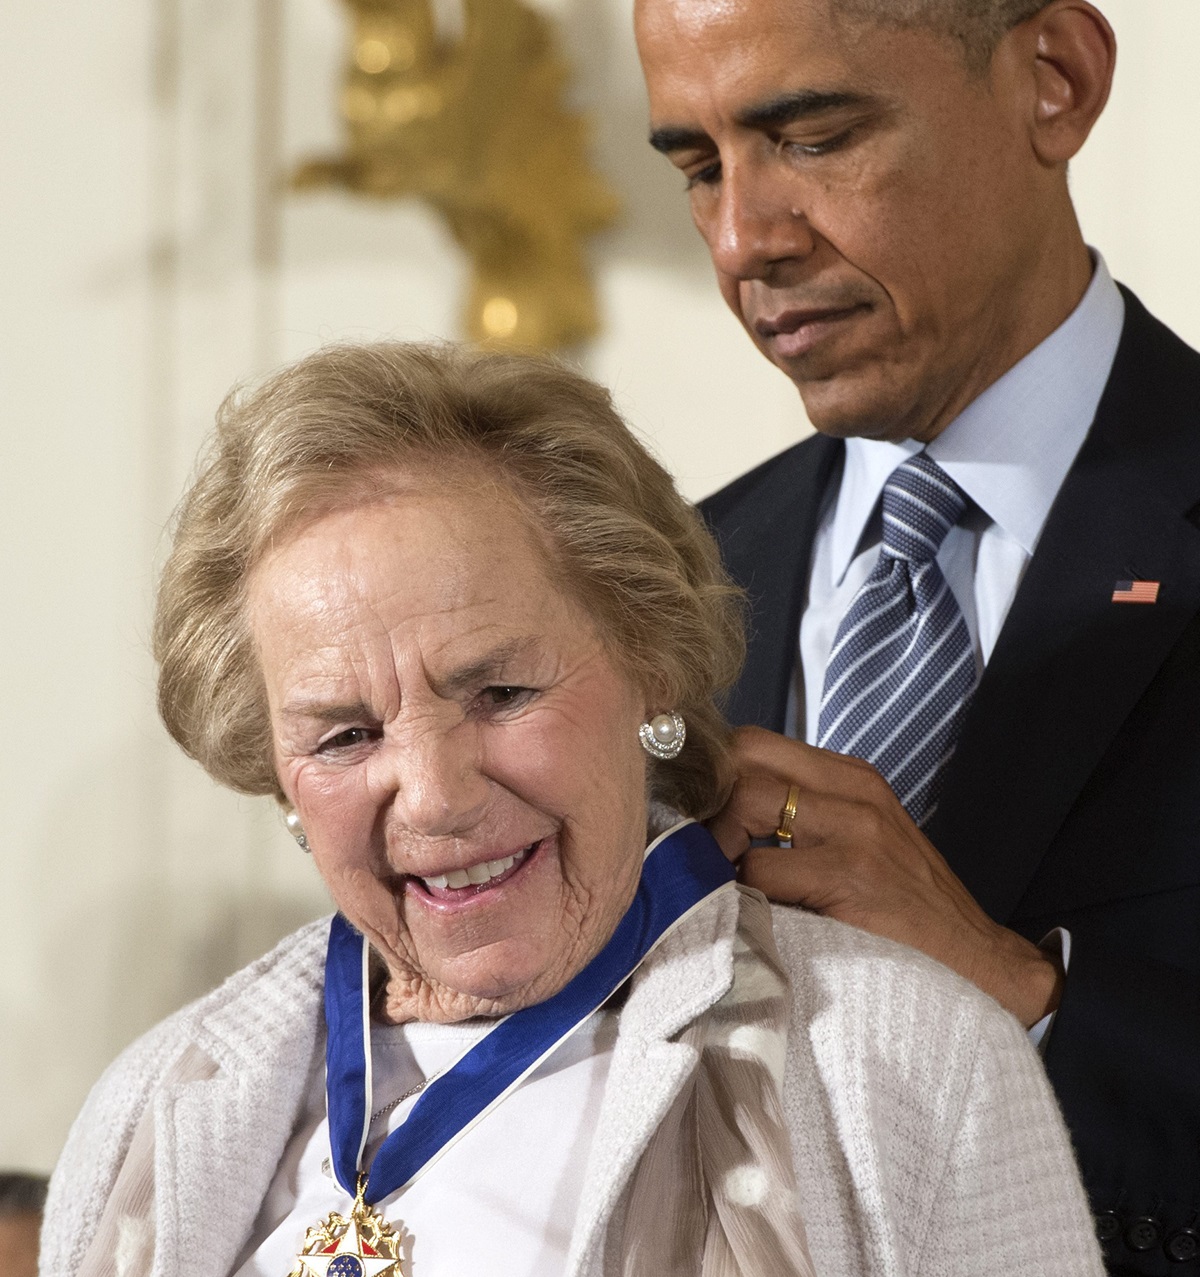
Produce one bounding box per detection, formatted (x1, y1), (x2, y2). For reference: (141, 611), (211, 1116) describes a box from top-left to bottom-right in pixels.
(323, 819), (735, 1204)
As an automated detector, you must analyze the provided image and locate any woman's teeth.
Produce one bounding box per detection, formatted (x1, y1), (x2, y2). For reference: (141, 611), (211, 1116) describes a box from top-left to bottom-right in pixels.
(421, 844), (534, 892)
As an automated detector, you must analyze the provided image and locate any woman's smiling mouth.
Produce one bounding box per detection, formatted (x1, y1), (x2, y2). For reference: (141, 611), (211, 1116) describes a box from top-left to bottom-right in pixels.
(411, 837), (547, 901)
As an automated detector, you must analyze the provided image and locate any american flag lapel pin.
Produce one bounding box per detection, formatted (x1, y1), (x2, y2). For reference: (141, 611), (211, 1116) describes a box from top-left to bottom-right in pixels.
(1112, 580), (1161, 604)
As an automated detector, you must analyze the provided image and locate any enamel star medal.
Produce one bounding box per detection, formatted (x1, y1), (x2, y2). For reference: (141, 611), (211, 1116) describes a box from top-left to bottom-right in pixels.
(290, 1176), (408, 1277)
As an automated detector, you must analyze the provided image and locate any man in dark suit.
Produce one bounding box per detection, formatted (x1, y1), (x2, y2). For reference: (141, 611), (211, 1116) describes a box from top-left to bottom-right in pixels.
(636, 0), (1200, 1271)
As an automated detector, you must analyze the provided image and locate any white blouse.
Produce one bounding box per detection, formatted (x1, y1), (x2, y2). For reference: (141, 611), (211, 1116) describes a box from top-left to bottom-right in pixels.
(231, 1010), (617, 1276)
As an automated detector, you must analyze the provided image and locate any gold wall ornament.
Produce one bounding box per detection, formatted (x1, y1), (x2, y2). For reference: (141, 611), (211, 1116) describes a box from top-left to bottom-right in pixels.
(294, 0), (620, 351)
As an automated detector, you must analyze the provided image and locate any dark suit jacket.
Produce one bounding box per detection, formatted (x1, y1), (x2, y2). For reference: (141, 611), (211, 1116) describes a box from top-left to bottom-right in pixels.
(701, 289), (1200, 1276)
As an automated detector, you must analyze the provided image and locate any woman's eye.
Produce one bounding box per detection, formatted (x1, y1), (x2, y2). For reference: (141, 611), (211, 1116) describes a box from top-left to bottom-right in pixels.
(317, 727), (377, 753)
(480, 685), (533, 710)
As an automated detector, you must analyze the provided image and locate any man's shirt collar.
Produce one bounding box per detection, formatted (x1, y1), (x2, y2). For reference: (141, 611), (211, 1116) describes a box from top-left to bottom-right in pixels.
(828, 254), (1126, 584)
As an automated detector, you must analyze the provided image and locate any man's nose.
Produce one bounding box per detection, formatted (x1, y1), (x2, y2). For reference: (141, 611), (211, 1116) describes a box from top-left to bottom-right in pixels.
(377, 714), (490, 839)
(704, 157), (816, 280)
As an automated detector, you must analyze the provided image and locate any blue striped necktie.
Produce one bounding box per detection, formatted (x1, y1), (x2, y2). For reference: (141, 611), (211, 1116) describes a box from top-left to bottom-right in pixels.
(816, 452), (977, 827)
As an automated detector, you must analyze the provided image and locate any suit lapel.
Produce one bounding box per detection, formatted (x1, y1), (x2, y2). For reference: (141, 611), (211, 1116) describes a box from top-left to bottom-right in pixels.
(704, 435), (843, 731)
(927, 293), (1200, 922)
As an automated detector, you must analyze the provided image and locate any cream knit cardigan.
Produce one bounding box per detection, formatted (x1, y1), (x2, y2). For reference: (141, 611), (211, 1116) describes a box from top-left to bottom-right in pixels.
(42, 888), (1104, 1277)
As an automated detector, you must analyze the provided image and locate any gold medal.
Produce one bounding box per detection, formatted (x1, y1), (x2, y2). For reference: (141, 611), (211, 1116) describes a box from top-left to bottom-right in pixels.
(289, 1177), (409, 1277)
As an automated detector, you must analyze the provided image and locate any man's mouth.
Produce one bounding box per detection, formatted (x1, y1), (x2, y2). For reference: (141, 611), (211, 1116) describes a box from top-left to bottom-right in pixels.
(754, 304), (870, 358)
(414, 838), (544, 899)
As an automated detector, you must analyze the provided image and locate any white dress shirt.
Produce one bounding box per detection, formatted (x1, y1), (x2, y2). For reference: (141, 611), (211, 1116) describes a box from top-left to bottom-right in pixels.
(793, 253), (1124, 1045)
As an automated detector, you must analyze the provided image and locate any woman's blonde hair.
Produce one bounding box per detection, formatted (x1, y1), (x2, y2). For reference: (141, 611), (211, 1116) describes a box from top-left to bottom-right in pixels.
(154, 342), (745, 819)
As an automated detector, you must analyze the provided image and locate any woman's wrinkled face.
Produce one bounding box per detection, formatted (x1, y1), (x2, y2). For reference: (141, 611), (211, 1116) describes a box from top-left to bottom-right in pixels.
(248, 476), (650, 1023)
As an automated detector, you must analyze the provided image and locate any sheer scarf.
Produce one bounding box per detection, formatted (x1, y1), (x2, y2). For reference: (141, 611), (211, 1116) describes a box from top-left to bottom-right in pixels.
(618, 890), (817, 1277)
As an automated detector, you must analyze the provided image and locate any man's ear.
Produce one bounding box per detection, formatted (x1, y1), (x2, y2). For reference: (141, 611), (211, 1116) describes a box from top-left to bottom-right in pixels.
(1017, 1), (1117, 166)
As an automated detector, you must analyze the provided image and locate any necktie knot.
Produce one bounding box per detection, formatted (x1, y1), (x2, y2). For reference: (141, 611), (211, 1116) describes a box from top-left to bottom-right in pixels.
(881, 453), (967, 564)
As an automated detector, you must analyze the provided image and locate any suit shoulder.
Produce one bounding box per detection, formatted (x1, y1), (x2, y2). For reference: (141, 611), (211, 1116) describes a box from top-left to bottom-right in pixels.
(1119, 286), (1200, 380)
(700, 434), (840, 530)
(1112, 288), (1200, 448)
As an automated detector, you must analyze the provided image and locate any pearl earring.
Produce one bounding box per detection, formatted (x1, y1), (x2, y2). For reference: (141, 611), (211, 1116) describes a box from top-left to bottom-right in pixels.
(639, 711), (686, 760)
(284, 807), (311, 853)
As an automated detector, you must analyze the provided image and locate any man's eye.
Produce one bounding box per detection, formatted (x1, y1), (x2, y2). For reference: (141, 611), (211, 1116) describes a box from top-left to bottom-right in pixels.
(317, 727), (377, 753)
(786, 128), (854, 158)
(685, 161), (721, 190)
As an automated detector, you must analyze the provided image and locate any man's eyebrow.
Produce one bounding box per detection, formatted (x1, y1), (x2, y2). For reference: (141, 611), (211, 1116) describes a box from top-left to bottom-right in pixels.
(737, 90), (874, 131)
(649, 90), (875, 154)
(648, 124), (710, 155)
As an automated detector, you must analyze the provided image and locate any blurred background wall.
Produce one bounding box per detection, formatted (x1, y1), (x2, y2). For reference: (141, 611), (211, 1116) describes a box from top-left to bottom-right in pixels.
(2, 0), (1198, 1173)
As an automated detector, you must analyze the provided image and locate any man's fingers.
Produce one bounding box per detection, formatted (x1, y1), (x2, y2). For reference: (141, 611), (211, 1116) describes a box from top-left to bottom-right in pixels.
(708, 771), (892, 871)
(707, 771), (798, 855)
(730, 725), (885, 802)
(737, 845), (837, 908)
(706, 769), (860, 860)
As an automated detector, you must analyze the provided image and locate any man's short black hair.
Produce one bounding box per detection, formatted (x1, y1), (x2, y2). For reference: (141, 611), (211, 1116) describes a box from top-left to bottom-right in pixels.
(836, 0), (1053, 71)
(0, 1171), (49, 1218)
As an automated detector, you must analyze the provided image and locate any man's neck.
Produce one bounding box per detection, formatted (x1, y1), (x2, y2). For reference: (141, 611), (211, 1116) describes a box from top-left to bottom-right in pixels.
(915, 229), (1095, 444)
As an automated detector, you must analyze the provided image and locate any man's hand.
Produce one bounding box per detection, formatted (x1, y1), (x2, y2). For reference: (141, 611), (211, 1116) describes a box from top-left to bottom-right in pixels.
(709, 726), (1063, 1029)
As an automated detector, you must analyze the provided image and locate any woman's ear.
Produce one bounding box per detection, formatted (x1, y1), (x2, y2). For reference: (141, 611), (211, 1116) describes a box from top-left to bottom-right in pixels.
(1019, 1), (1117, 166)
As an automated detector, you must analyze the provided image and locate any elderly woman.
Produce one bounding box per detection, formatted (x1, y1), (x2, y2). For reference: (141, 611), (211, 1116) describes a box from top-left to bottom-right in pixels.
(43, 344), (1102, 1277)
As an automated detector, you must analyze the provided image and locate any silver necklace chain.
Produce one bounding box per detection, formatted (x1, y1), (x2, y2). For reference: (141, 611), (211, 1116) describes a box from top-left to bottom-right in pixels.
(370, 1076), (430, 1125)
(321, 1072), (440, 1179)
(363, 978), (468, 1126)
(366, 977), (434, 1125)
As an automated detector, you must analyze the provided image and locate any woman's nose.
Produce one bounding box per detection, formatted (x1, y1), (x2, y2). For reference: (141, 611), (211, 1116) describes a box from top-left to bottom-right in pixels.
(377, 714), (490, 839)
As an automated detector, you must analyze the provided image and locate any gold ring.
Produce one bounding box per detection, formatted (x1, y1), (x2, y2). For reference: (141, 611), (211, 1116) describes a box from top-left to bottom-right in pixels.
(775, 783), (801, 844)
